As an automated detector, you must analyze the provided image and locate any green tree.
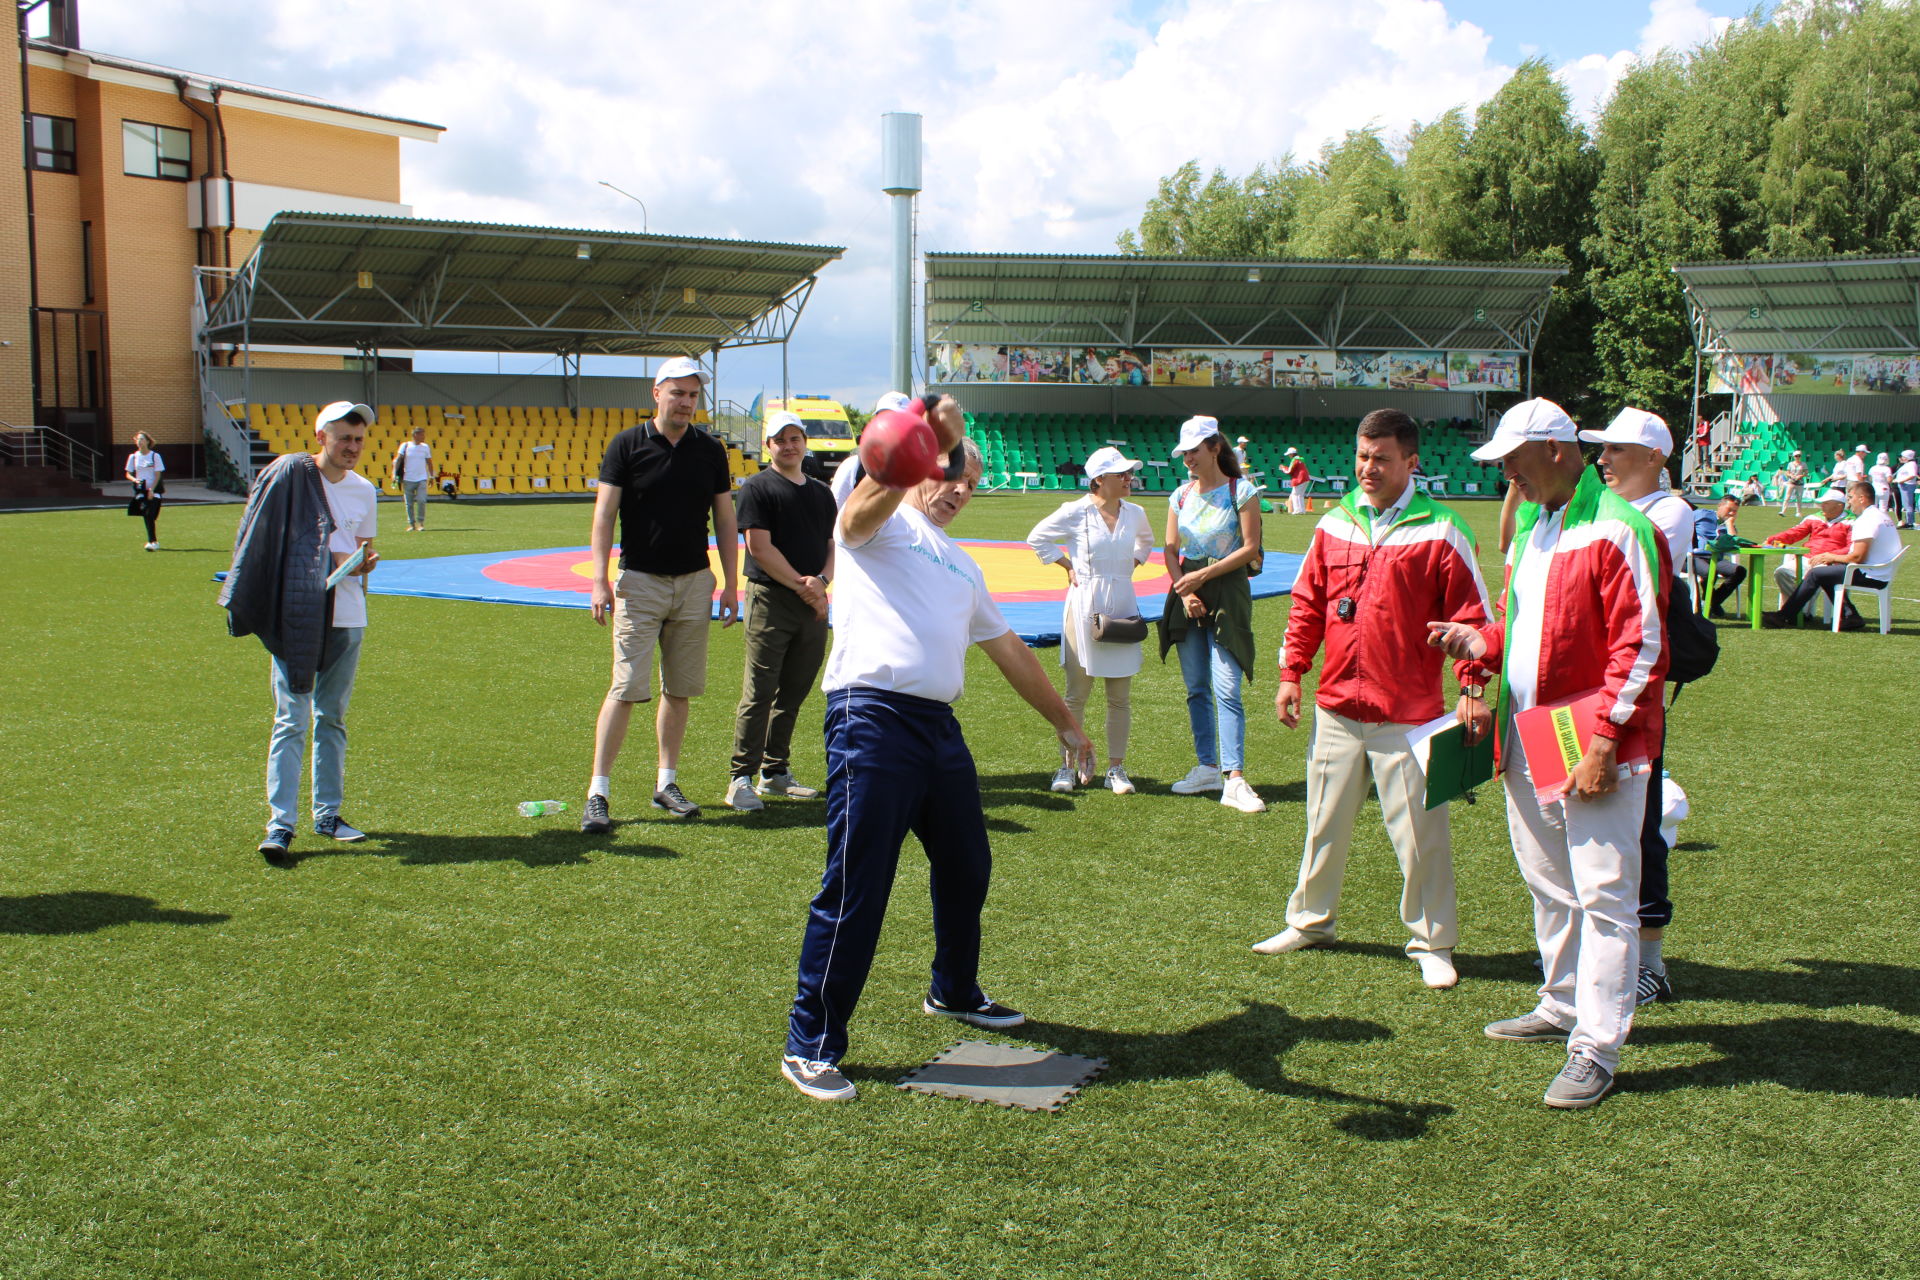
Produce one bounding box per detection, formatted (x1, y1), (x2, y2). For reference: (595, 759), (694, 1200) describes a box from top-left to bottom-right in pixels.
(1289, 128), (1408, 260)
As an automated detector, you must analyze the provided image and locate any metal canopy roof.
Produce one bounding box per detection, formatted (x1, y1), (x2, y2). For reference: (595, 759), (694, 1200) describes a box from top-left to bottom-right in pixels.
(925, 254), (1566, 353)
(200, 213), (844, 357)
(1673, 255), (1920, 354)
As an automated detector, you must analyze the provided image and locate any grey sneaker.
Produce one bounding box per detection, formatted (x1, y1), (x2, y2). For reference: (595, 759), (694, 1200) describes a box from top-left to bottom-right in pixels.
(922, 994), (1026, 1029)
(314, 816), (366, 842)
(724, 776), (765, 811)
(651, 782), (700, 818)
(781, 1055), (856, 1102)
(1050, 766), (1076, 793)
(580, 794), (612, 834)
(757, 772), (820, 800)
(1544, 1052), (1615, 1109)
(1635, 966), (1675, 1005)
(1105, 766), (1135, 795)
(1484, 1012), (1571, 1042)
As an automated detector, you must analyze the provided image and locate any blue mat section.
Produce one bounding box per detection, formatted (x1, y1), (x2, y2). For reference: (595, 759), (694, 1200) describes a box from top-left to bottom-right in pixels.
(365, 545), (1304, 647)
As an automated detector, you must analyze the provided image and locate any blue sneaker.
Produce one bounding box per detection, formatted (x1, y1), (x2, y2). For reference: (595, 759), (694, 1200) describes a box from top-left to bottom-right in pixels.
(315, 816), (366, 842)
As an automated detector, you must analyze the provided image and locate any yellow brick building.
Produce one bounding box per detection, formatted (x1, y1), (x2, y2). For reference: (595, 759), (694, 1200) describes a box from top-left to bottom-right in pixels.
(6, 0), (441, 477)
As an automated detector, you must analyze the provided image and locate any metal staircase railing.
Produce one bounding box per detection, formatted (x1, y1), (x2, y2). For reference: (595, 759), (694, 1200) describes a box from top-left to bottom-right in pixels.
(0, 422), (100, 484)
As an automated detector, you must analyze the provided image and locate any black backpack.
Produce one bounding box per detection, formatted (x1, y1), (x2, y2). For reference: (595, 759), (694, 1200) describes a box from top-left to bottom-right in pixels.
(1665, 572), (1718, 697)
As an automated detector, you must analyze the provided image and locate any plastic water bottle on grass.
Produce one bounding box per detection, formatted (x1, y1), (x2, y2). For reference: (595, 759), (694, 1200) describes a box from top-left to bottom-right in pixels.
(517, 800), (568, 817)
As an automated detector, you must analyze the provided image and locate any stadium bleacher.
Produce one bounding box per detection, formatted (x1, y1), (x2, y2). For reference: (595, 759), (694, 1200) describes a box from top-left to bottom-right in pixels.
(963, 412), (1504, 498)
(243, 403), (756, 494)
(1715, 420), (1920, 495)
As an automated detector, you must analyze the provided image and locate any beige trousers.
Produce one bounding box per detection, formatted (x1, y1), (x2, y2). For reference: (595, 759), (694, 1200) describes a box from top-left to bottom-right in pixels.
(1060, 633), (1132, 763)
(1285, 708), (1458, 954)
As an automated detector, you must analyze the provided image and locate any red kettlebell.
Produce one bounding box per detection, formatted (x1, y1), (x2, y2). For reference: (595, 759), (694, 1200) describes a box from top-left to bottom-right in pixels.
(858, 406), (946, 490)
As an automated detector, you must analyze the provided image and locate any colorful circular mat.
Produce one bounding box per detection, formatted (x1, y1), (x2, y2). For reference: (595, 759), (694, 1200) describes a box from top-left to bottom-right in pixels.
(370, 541), (1302, 646)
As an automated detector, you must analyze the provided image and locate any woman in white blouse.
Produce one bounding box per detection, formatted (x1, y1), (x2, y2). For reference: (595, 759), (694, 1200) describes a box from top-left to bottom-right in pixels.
(124, 431), (165, 550)
(1025, 447), (1154, 794)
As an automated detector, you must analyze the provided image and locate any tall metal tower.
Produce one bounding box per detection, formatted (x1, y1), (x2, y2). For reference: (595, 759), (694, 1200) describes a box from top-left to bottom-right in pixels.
(881, 113), (922, 397)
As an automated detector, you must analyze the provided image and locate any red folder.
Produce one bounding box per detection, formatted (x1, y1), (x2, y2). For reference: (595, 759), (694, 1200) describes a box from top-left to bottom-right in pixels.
(1512, 688), (1650, 804)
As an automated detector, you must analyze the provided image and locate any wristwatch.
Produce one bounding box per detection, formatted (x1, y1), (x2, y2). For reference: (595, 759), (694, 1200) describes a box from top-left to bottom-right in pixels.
(1461, 685), (1485, 700)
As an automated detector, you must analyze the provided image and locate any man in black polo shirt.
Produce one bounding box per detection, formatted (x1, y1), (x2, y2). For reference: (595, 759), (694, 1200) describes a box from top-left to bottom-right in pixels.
(582, 356), (738, 830)
(725, 410), (837, 811)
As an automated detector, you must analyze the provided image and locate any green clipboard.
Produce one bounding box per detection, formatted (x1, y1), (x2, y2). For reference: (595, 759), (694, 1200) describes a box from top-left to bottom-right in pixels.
(1423, 720), (1495, 810)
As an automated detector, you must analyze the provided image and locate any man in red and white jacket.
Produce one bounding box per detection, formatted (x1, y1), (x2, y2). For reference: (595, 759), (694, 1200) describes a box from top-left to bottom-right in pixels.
(1254, 410), (1491, 990)
(1432, 398), (1668, 1110)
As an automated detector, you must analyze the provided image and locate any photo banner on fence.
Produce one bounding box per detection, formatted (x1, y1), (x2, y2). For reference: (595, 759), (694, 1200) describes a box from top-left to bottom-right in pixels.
(930, 342), (1524, 391)
(1705, 351), (1920, 395)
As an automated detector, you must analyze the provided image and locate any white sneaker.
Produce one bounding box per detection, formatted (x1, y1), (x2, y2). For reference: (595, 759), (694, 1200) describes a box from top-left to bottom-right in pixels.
(1220, 776), (1266, 813)
(143, 542), (156, 551)
(1050, 766), (1076, 793)
(1105, 766), (1135, 795)
(1170, 764), (1223, 794)
(724, 776), (765, 811)
(1252, 927), (1324, 955)
(1415, 950), (1459, 990)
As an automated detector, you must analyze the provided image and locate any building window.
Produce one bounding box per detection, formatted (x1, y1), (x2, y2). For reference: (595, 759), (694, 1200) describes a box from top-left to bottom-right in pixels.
(23, 114), (76, 172)
(122, 120), (191, 181)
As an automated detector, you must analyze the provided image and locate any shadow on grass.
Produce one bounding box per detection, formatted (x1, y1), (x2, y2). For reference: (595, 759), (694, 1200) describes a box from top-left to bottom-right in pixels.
(0, 891), (229, 934)
(289, 829), (679, 869)
(998, 1000), (1455, 1139)
(978, 772), (1307, 808)
(1622, 1018), (1920, 1098)
(1665, 956), (1920, 1019)
(1305, 941), (1543, 985)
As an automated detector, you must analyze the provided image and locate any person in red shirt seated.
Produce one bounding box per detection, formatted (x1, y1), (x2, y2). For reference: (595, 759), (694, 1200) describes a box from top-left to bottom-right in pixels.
(1762, 487), (1852, 606)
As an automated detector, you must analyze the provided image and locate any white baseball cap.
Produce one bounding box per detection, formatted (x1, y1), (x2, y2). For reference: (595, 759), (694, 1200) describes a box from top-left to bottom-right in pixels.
(1284, 446), (1299, 456)
(1856, 443), (1869, 452)
(1578, 407), (1671, 456)
(1878, 452), (1890, 464)
(1471, 398), (1579, 462)
(1236, 435), (1250, 444)
(1904, 449), (1916, 460)
(1172, 415), (1221, 456)
(874, 391), (912, 413)
(1818, 488), (1847, 504)
(316, 401), (376, 430)
(763, 410), (806, 441)
(1792, 449), (1802, 456)
(654, 356), (705, 383)
(1084, 446), (1143, 480)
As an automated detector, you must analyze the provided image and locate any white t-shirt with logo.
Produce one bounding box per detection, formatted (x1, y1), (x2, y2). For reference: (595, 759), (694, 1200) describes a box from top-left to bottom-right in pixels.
(322, 469), (379, 628)
(126, 450), (164, 492)
(396, 440), (433, 482)
(1503, 506), (1563, 720)
(1848, 504), (1902, 568)
(1841, 455), (1867, 483)
(823, 504), (1010, 704)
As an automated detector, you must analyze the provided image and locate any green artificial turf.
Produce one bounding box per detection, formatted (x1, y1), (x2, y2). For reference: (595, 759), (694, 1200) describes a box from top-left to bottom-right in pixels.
(1, 490), (1916, 1279)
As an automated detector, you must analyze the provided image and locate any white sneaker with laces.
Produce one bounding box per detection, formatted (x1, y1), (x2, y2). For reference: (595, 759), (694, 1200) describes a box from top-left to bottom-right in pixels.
(1414, 950), (1459, 990)
(1050, 766), (1076, 793)
(1105, 766), (1134, 795)
(1170, 764), (1223, 794)
(724, 776), (765, 811)
(1220, 776), (1266, 813)
(1252, 927), (1324, 955)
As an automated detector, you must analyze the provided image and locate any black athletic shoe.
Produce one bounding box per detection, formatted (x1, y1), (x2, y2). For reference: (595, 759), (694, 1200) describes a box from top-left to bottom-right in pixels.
(580, 794), (612, 834)
(922, 995), (1026, 1029)
(651, 783), (700, 818)
(1636, 966), (1676, 1006)
(1760, 610), (1794, 629)
(258, 828), (295, 869)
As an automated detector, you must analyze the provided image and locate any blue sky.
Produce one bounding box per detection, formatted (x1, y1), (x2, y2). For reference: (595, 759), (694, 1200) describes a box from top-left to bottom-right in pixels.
(65, 0), (1755, 411)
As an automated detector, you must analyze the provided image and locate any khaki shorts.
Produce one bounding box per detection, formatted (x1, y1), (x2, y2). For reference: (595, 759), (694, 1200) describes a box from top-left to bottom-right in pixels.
(610, 568), (714, 701)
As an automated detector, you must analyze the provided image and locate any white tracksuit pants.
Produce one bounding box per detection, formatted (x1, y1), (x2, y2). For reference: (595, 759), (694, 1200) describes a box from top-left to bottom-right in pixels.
(1502, 735), (1644, 1073)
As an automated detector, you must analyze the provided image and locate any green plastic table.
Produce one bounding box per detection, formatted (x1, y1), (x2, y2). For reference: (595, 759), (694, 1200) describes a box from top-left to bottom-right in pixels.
(1731, 545), (1801, 630)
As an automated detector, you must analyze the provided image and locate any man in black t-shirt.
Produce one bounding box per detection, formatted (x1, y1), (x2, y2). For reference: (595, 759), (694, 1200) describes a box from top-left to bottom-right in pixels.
(581, 356), (739, 830)
(725, 411), (838, 810)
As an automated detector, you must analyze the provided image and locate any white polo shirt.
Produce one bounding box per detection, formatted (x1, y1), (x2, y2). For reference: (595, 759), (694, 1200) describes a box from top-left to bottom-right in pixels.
(1849, 504), (1901, 567)
(823, 504), (1010, 704)
(322, 469), (380, 628)
(396, 440), (433, 482)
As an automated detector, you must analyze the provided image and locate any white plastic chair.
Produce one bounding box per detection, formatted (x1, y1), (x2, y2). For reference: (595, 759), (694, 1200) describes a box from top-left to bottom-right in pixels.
(1831, 545), (1907, 634)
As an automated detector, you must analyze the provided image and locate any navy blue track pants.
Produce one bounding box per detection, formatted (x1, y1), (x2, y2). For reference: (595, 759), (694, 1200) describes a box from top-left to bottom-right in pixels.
(785, 689), (992, 1064)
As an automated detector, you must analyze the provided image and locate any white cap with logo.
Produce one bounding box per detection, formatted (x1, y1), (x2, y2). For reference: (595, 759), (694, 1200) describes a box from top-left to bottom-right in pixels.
(1285, 446), (1298, 456)
(874, 391), (912, 413)
(654, 356), (705, 383)
(1578, 407), (1672, 456)
(1471, 398), (1579, 462)
(316, 401), (376, 430)
(1172, 416), (1221, 457)
(1818, 487), (1847, 504)
(1084, 445), (1143, 479)
(763, 410), (806, 441)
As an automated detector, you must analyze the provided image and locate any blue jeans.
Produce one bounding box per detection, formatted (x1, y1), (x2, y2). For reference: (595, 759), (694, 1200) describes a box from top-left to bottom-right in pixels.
(1900, 481), (1917, 525)
(267, 626), (364, 833)
(1175, 624), (1246, 772)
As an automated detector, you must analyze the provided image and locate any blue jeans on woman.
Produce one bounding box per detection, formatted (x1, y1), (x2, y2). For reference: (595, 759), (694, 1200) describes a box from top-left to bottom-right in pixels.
(267, 626), (363, 833)
(1176, 624), (1245, 773)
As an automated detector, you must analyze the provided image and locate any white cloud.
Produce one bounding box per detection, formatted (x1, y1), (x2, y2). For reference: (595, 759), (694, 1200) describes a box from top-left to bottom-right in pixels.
(66, 0), (1716, 407)
(1560, 0), (1737, 120)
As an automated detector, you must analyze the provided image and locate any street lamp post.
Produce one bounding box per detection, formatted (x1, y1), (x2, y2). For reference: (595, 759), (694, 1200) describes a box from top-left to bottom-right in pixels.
(599, 180), (652, 379)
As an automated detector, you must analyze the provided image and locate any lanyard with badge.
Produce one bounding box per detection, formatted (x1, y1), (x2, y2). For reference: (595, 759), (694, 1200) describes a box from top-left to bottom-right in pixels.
(1331, 500), (1402, 623)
